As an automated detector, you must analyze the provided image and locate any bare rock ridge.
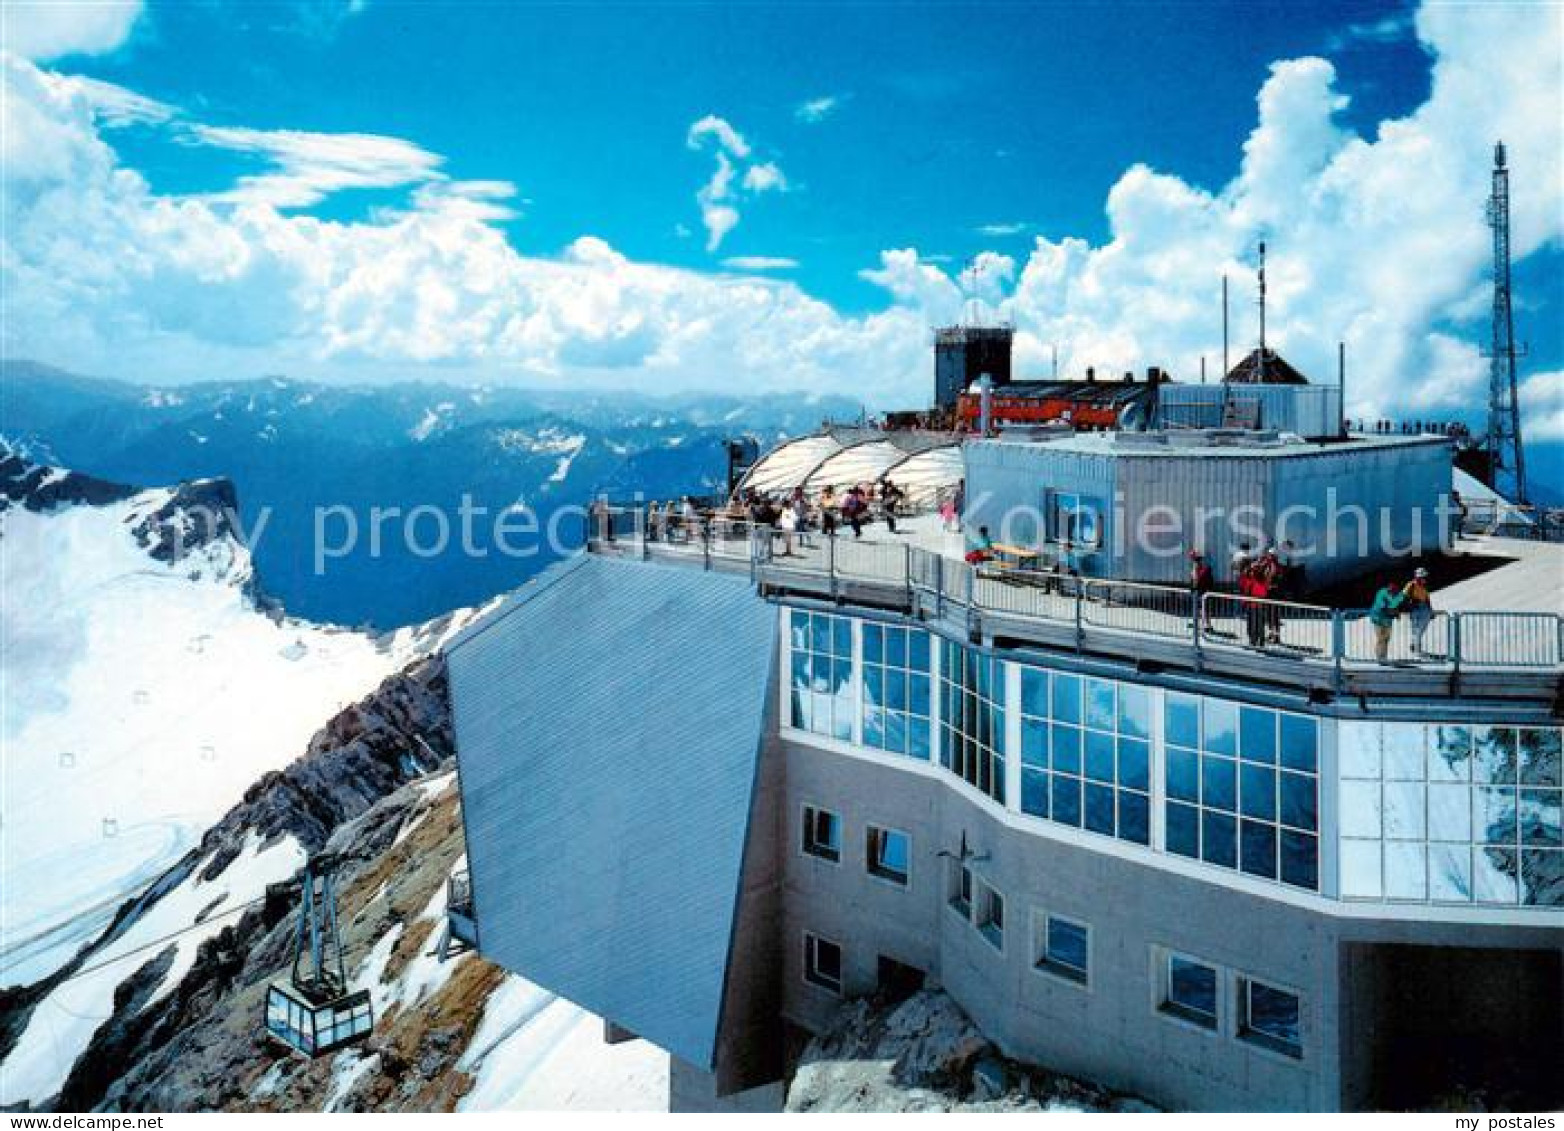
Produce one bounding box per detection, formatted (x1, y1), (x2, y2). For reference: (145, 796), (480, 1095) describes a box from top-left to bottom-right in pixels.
(786, 990), (1157, 1113)
(0, 442), (136, 513)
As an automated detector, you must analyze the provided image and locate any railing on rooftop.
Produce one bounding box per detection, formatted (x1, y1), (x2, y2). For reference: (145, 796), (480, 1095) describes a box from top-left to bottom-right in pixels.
(585, 506), (1564, 687)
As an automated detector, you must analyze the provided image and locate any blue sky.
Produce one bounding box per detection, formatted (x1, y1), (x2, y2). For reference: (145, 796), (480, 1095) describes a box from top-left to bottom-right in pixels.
(3, 0), (1561, 488)
(83, 0), (1442, 311)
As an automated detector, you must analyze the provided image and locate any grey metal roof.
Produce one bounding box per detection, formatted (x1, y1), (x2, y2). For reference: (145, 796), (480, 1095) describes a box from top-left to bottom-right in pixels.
(446, 553), (777, 1071)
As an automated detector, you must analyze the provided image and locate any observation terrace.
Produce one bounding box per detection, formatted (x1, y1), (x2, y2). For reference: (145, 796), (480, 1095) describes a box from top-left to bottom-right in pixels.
(585, 508), (1564, 710)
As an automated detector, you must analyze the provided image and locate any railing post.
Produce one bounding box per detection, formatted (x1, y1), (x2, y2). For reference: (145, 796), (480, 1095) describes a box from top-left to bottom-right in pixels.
(1331, 611), (1345, 692)
(1449, 613), (1462, 694)
(828, 533), (838, 601)
(1073, 580), (1085, 652)
(702, 520), (711, 571)
(934, 553), (945, 618)
(1192, 592), (1204, 671)
(904, 543), (912, 608)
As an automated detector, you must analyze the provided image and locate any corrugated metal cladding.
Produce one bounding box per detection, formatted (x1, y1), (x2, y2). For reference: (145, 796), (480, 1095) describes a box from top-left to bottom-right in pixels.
(964, 439), (1116, 548)
(446, 554), (777, 1071)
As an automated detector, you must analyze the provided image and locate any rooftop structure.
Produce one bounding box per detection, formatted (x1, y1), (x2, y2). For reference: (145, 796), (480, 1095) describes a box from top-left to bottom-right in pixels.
(934, 324), (1014, 411)
(964, 429), (1453, 590)
(1225, 347), (1311, 385)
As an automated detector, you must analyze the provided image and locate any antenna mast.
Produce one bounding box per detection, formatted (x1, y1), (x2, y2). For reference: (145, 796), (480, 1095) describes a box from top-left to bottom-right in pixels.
(1483, 140), (1528, 505)
(1256, 241), (1267, 384)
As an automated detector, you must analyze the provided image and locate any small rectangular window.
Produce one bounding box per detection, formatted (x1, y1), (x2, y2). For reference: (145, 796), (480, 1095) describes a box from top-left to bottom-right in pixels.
(976, 882), (1004, 950)
(1237, 977), (1303, 1059)
(1037, 914), (1089, 985)
(949, 861), (972, 918)
(867, 826), (910, 886)
(1160, 953), (1219, 1031)
(802, 805), (841, 863)
(804, 932), (843, 994)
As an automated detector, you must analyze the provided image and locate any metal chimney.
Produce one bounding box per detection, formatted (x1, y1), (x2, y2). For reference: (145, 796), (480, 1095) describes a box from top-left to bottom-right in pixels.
(978, 374), (993, 436)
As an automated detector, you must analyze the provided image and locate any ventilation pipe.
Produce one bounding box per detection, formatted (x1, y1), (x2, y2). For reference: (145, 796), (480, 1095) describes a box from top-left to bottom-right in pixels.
(978, 374), (993, 436)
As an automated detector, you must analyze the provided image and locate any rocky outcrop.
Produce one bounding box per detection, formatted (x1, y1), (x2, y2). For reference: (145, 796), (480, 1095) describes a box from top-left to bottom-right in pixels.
(126, 477), (244, 566)
(785, 990), (1157, 1113)
(0, 443), (135, 513)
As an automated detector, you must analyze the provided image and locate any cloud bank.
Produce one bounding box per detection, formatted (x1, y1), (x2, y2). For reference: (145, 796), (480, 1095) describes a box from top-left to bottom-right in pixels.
(1, 2), (1560, 423)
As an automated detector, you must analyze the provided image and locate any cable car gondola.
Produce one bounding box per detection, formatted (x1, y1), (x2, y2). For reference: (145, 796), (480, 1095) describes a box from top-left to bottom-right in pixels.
(264, 853), (373, 1057)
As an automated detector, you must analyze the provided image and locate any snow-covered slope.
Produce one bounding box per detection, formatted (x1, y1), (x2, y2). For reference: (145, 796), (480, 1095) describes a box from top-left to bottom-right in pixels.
(1, 469), (410, 988)
(0, 453), (660, 1111)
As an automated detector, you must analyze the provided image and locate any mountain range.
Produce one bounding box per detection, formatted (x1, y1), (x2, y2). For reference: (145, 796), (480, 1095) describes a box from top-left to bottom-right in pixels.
(0, 361), (860, 627)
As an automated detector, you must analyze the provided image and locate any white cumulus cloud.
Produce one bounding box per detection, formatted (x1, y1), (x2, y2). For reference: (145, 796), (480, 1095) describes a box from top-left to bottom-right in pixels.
(1, 0), (1560, 435)
(5, 0), (143, 61)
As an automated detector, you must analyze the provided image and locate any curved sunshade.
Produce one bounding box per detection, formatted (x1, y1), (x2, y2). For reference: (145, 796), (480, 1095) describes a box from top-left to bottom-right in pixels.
(737, 434), (842, 495)
(804, 440), (907, 496)
(882, 444), (964, 507)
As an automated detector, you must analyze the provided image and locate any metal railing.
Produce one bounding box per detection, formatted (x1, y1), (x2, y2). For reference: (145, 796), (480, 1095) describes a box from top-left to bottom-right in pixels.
(587, 524), (1563, 679)
(1202, 593), (1335, 659)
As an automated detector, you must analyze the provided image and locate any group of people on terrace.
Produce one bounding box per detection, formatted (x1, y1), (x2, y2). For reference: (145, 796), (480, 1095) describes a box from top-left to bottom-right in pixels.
(633, 476), (922, 556)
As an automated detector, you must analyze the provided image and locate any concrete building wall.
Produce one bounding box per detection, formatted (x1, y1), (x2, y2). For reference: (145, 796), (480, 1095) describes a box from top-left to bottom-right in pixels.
(775, 734), (1563, 1111)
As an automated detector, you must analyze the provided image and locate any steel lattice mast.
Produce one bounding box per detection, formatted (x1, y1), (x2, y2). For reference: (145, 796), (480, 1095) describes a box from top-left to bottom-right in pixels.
(1484, 140), (1528, 505)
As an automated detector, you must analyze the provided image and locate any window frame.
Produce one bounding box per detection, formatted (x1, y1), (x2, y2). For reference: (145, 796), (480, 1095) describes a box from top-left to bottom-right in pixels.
(1154, 949), (1222, 1035)
(948, 859), (973, 920)
(800, 803), (842, 864)
(1033, 910), (1091, 988)
(865, 823), (911, 888)
(974, 879), (1005, 951)
(802, 931), (844, 995)
(1234, 972), (1305, 1061)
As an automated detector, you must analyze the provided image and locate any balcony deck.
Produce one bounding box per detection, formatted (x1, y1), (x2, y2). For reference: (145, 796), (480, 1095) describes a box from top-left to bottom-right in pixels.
(587, 511), (1563, 709)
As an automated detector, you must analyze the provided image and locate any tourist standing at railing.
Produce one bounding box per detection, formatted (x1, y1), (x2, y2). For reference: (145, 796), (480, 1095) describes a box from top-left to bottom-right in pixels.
(940, 492), (959, 533)
(1402, 567), (1436, 657)
(791, 493), (812, 549)
(1369, 582), (1406, 663)
(1239, 562), (1268, 647)
(591, 497), (614, 543)
(881, 477), (904, 534)
(1258, 549), (1285, 644)
(965, 526), (994, 565)
(778, 500), (798, 556)
(1230, 542), (1253, 587)
(1189, 551), (1214, 630)
(843, 486), (867, 538)
(681, 496), (699, 543)
(647, 500), (663, 542)
(820, 485), (839, 538)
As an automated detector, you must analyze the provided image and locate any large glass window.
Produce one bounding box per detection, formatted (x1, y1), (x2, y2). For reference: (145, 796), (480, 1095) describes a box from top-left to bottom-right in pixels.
(862, 623), (932, 759)
(939, 640), (1006, 803)
(1019, 669), (1151, 846)
(1164, 694), (1319, 891)
(789, 611), (853, 741)
(1340, 722), (1561, 907)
